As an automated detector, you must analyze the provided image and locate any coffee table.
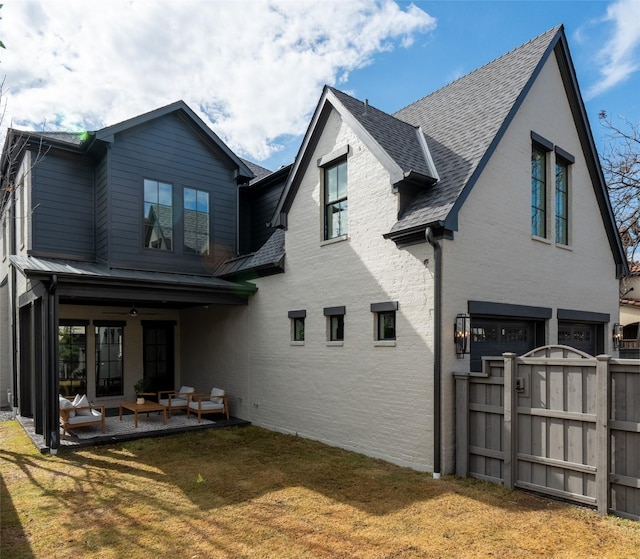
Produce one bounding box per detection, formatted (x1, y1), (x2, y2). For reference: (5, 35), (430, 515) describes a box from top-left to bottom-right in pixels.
(119, 401), (167, 428)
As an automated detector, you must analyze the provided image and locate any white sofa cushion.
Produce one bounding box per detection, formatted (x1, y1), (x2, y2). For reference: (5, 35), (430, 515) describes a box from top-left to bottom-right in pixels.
(210, 388), (225, 404)
(178, 386), (194, 396)
(59, 395), (75, 418)
(72, 394), (92, 416)
(67, 409), (102, 424)
(188, 400), (223, 411)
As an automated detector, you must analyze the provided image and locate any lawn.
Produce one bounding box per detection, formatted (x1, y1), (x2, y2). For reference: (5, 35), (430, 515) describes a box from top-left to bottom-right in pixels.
(1, 420), (639, 558)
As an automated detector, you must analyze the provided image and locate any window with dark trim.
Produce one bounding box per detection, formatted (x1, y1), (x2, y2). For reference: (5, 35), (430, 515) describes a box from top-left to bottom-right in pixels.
(288, 310), (306, 342)
(324, 306), (345, 342)
(58, 322), (88, 397)
(144, 179), (173, 250)
(184, 187), (210, 255)
(371, 301), (398, 341)
(324, 160), (348, 240)
(531, 144), (547, 238)
(554, 147), (573, 246)
(95, 322), (124, 397)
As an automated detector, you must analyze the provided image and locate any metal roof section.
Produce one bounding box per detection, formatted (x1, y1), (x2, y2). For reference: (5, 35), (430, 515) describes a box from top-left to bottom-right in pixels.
(10, 254), (257, 295)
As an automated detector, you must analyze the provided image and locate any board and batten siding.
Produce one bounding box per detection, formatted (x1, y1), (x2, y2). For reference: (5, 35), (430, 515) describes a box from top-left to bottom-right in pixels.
(31, 151), (95, 259)
(106, 113), (239, 274)
(95, 155), (109, 262)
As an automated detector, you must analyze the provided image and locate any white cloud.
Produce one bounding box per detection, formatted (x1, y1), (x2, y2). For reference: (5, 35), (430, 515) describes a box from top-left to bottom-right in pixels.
(0, 0), (435, 162)
(586, 0), (640, 99)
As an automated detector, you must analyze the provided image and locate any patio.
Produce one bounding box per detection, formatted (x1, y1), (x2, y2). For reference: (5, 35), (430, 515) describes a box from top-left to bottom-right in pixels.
(14, 407), (250, 453)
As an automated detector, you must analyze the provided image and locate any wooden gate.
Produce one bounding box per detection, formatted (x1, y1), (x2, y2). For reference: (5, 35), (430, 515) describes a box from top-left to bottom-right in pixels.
(455, 345), (640, 520)
(507, 346), (601, 507)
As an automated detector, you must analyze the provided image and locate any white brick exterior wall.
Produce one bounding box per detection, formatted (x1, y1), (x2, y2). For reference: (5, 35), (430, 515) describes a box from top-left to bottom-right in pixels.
(218, 51), (622, 474)
(248, 108), (437, 471)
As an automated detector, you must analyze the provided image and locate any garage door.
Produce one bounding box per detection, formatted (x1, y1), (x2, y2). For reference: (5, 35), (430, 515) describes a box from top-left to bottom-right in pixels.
(470, 319), (537, 372)
(558, 321), (597, 356)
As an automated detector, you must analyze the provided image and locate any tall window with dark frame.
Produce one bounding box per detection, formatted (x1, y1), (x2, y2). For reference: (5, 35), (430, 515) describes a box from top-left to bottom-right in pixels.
(293, 317), (305, 342)
(184, 187), (210, 255)
(555, 159), (569, 245)
(531, 145), (547, 238)
(324, 160), (348, 240)
(95, 325), (124, 397)
(377, 311), (396, 341)
(58, 325), (87, 397)
(144, 179), (173, 250)
(329, 315), (344, 341)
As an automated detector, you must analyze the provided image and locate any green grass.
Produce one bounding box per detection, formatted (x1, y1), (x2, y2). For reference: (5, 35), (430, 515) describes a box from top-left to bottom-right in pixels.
(2, 420), (639, 558)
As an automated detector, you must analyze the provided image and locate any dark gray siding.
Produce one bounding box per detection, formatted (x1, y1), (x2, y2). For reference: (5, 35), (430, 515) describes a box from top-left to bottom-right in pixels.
(95, 155), (109, 262)
(31, 150), (95, 258)
(107, 113), (238, 274)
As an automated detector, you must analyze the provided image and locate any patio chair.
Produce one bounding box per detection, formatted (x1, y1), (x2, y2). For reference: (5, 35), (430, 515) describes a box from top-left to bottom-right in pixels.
(59, 394), (106, 436)
(187, 387), (229, 423)
(157, 386), (195, 417)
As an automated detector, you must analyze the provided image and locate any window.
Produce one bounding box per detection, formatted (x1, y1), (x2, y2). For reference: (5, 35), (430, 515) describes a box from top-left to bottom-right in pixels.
(371, 301), (398, 342)
(184, 187), (210, 255)
(324, 306), (345, 342)
(58, 323), (87, 397)
(144, 179), (173, 250)
(95, 324), (124, 397)
(324, 160), (348, 240)
(554, 147), (574, 246)
(531, 144), (547, 238)
(288, 310), (306, 343)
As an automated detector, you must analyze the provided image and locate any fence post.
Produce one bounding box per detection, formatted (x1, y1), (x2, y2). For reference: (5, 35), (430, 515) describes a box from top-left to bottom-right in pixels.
(454, 373), (469, 478)
(503, 353), (517, 489)
(595, 354), (611, 516)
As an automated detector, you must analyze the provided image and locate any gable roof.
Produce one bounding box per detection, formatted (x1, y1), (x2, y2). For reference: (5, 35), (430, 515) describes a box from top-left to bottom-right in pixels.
(390, 25), (562, 238)
(269, 25), (627, 277)
(270, 85), (439, 223)
(94, 101), (254, 181)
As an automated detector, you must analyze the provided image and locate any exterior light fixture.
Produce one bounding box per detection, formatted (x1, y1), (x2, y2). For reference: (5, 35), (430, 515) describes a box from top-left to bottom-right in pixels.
(454, 313), (470, 358)
(612, 323), (623, 351)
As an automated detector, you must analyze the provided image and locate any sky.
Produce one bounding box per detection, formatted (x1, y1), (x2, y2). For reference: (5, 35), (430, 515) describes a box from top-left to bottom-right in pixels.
(1, 0), (639, 172)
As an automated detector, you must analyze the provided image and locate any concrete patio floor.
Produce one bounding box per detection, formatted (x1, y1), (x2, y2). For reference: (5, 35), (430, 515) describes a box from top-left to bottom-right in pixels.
(12, 407), (250, 453)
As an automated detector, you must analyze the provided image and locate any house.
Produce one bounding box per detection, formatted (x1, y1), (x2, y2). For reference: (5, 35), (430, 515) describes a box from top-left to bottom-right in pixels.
(0, 101), (263, 449)
(620, 262), (640, 357)
(183, 24), (627, 475)
(0, 25), (628, 473)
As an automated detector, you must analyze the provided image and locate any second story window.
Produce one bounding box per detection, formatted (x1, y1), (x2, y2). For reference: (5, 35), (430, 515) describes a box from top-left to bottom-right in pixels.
(555, 158), (569, 245)
(184, 187), (210, 255)
(531, 144), (547, 238)
(324, 160), (348, 240)
(144, 179), (173, 251)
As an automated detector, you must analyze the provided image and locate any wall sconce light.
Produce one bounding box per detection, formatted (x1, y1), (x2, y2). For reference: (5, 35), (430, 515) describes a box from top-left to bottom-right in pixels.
(454, 313), (470, 358)
(612, 323), (623, 350)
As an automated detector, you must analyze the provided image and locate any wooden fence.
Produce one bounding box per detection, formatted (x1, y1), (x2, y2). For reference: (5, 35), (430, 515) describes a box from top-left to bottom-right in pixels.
(455, 345), (640, 520)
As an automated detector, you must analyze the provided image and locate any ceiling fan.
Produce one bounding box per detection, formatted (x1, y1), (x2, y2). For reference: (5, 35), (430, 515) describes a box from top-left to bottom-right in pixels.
(102, 303), (159, 317)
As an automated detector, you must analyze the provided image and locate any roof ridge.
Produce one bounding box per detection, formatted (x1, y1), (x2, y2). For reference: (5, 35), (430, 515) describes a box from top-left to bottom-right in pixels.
(394, 25), (562, 117)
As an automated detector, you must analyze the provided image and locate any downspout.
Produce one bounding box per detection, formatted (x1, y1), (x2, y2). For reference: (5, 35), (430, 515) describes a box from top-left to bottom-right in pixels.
(47, 274), (60, 453)
(425, 227), (441, 479)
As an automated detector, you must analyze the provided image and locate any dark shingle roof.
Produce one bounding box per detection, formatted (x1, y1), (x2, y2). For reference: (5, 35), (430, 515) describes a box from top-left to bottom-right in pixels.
(241, 158), (273, 184)
(328, 87), (438, 183)
(216, 228), (285, 280)
(390, 25), (562, 233)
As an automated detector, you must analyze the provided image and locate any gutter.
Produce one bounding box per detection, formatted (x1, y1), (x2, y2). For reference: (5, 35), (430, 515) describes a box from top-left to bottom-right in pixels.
(425, 227), (442, 479)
